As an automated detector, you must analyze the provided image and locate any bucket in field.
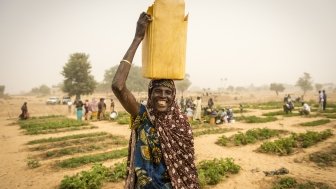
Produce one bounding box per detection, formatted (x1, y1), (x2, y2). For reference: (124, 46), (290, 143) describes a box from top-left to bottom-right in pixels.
(142, 0), (188, 80)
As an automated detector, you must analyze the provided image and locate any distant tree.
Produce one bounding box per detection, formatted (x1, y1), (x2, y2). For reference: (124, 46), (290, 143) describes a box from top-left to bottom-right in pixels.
(315, 83), (323, 91)
(270, 83), (285, 96)
(39, 85), (51, 95)
(296, 72), (313, 97)
(29, 85), (51, 95)
(30, 87), (39, 94)
(0, 85), (5, 97)
(62, 53), (97, 99)
(235, 86), (246, 92)
(175, 74), (192, 96)
(104, 64), (149, 92)
(227, 85), (234, 92)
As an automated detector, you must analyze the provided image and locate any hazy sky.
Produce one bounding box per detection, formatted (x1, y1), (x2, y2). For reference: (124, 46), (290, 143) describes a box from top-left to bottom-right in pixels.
(1, 0), (335, 94)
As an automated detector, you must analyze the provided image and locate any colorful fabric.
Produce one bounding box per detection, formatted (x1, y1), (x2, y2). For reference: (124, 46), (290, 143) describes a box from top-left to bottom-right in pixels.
(125, 79), (199, 189)
(133, 105), (172, 188)
(76, 109), (83, 120)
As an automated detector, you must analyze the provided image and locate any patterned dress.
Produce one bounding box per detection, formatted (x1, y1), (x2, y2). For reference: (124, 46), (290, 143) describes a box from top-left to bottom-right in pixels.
(133, 104), (172, 189)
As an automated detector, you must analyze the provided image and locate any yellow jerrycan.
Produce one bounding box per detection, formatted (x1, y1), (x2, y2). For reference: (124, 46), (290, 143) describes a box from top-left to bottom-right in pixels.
(142, 0), (188, 80)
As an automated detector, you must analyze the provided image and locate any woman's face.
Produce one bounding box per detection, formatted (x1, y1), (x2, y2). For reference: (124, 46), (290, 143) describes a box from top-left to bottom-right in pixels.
(150, 86), (174, 112)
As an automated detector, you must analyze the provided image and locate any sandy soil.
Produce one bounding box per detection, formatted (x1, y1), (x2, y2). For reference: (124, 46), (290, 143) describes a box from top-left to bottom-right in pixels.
(0, 91), (335, 189)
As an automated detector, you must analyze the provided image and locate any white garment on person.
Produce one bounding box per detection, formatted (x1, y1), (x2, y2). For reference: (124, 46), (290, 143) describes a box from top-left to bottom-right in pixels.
(193, 99), (202, 120)
(186, 108), (193, 117)
(303, 103), (311, 112)
(319, 93), (324, 102)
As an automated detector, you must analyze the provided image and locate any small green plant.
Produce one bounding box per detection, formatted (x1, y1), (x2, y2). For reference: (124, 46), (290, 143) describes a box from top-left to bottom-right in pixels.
(309, 146), (336, 167)
(107, 161), (127, 182)
(216, 128), (284, 147)
(59, 163), (109, 189)
(300, 119), (330, 127)
(27, 158), (41, 169)
(115, 112), (130, 125)
(259, 137), (296, 155)
(197, 158), (240, 187)
(273, 177), (297, 189)
(59, 162), (127, 189)
(272, 176), (332, 189)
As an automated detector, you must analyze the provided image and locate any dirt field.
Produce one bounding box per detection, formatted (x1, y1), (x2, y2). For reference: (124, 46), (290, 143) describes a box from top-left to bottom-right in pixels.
(0, 90), (335, 189)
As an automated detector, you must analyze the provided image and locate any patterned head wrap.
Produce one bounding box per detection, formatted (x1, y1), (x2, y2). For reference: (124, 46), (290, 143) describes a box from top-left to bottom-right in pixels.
(148, 79), (176, 99)
(145, 79), (200, 189)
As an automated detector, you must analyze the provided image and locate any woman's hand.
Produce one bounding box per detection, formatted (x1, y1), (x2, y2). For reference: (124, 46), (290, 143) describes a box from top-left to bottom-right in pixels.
(135, 12), (151, 40)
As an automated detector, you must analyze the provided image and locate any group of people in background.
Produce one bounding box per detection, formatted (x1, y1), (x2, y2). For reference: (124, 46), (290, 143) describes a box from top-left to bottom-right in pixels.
(178, 96), (235, 124)
(282, 90), (328, 116)
(18, 90), (328, 122)
(72, 98), (115, 121)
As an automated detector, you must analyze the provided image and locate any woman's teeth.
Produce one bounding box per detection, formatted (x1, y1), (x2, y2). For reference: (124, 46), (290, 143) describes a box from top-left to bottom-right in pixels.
(158, 100), (167, 106)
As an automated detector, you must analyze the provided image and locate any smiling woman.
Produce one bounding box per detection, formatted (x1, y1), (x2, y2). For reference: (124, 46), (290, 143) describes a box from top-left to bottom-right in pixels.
(111, 12), (199, 189)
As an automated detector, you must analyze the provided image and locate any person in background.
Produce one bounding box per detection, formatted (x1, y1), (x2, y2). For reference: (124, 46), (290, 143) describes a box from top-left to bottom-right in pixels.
(98, 98), (106, 120)
(193, 96), (202, 122)
(84, 99), (90, 120)
(90, 98), (98, 120)
(111, 12), (199, 189)
(67, 100), (73, 114)
(74, 99), (84, 121)
(110, 99), (115, 112)
(226, 107), (234, 123)
(322, 90), (327, 111)
(186, 106), (194, 122)
(179, 96), (185, 113)
(239, 104), (244, 113)
(207, 98), (214, 110)
(299, 102), (311, 115)
(19, 102), (29, 120)
(318, 90), (324, 111)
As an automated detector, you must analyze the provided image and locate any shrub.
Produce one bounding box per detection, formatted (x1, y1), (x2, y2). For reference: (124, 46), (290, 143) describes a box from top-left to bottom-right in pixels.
(197, 158), (240, 187)
(27, 158), (41, 169)
(59, 164), (109, 189)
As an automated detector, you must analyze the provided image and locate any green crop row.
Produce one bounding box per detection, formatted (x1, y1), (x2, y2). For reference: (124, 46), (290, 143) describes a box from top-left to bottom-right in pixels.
(259, 130), (333, 155)
(235, 115), (278, 123)
(59, 162), (127, 189)
(193, 128), (235, 137)
(27, 132), (109, 145)
(56, 148), (128, 168)
(300, 119), (330, 127)
(217, 128), (284, 146)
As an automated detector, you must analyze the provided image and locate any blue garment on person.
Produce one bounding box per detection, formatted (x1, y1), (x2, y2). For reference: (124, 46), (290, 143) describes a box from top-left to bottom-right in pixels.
(133, 104), (172, 189)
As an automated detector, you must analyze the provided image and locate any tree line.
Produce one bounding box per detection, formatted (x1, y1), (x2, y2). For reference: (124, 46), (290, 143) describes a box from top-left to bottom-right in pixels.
(0, 52), (329, 99)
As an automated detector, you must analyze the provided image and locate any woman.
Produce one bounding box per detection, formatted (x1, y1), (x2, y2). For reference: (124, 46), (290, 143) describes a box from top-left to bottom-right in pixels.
(112, 12), (199, 189)
(74, 99), (84, 121)
(19, 102), (29, 120)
